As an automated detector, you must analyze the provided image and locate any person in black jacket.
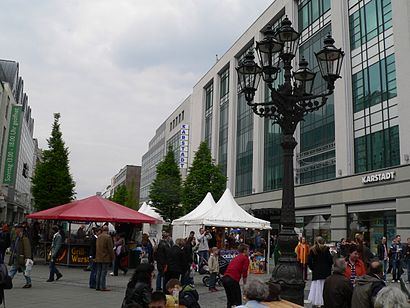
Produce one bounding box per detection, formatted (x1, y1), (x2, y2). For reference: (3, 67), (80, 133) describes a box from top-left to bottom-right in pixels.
(88, 227), (101, 289)
(121, 263), (154, 308)
(164, 238), (187, 286)
(155, 233), (171, 291)
(308, 236), (333, 307)
(376, 236), (389, 280)
(323, 258), (353, 308)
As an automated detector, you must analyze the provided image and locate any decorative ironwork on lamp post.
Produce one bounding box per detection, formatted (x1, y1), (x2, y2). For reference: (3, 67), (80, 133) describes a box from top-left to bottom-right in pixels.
(236, 17), (344, 305)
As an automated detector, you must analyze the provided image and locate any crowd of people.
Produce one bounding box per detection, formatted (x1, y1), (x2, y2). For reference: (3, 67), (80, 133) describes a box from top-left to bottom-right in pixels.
(295, 234), (410, 308)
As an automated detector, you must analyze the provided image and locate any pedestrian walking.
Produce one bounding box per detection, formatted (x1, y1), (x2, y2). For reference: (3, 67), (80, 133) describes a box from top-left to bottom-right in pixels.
(345, 244), (366, 288)
(221, 243), (250, 308)
(94, 225), (115, 291)
(307, 236), (333, 308)
(164, 238), (186, 285)
(377, 236), (389, 281)
(121, 263), (155, 308)
(390, 234), (404, 282)
(351, 260), (385, 308)
(197, 228), (211, 263)
(8, 224), (32, 288)
(323, 258), (353, 308)
(182, 231), (196, 285)
(295, 237), (310, 281)
(47, 225), (64, 282)
(89, 227), (101, 289)
(403, 237), (410, 283)
(208, 247), (219, 292)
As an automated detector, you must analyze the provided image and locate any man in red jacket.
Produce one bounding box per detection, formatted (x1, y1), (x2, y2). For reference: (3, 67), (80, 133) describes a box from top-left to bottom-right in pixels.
(221, 244), (250, 308)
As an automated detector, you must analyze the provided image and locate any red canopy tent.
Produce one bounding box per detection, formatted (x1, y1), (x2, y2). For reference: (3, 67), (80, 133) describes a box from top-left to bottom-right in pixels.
(26, 195), (158, 224)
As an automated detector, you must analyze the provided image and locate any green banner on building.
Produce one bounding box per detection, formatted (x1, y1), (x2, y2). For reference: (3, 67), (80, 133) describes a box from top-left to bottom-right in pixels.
(3, 105), (22, 185)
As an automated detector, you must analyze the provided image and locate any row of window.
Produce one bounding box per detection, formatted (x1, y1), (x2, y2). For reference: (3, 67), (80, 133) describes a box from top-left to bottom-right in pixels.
(169, 110), (185, 131)
(218, 69), (229, 176)
(349, 0), (392, 50)
(298, 0), (331, 32)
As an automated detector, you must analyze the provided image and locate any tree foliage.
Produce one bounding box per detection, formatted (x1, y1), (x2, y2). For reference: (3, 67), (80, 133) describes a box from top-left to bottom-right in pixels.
(182, 141), (227, 213)
(149, 147), (183, 222)
(32, 113), (76, 211)
(110, 181), (137, 209)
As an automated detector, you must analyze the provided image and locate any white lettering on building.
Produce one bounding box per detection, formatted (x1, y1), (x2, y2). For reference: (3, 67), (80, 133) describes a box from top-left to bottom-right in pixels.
(361, 171), (395, 184)
(179, 124), (189, 168)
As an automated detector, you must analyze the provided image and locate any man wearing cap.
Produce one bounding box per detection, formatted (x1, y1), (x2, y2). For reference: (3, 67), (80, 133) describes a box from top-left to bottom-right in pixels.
(8, 224), (32, 288)
(94, 225), (114, 291)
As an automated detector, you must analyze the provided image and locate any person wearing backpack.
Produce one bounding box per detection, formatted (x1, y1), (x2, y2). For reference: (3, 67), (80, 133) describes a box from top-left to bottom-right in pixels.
(8, 224), (32, 288)
(47, 225), (64, 282)
(351, 260), (386, 308)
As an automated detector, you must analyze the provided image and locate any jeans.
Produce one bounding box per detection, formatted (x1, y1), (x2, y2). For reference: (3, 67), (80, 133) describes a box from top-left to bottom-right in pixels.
(156, 270), (165, 291)
(9, 264), (31, 285)
(383, 259), (388, 280)
(392, 259), (403, 281)
(95, 262), (109, 290)
(221, 275), (242, 308)
(209, 272), (217, 289)
(89, 261), (97, 288)
(198, 250), (209, 263)
(49, 259), (61, 280)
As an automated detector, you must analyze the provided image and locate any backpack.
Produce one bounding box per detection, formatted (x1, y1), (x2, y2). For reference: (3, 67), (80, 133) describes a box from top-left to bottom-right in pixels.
(180, 284), (200, 308)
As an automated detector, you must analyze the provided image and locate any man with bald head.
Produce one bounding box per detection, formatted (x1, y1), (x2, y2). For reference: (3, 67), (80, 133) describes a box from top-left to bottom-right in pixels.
(351, 260), (386, 308)
(323, 258), (353, 308)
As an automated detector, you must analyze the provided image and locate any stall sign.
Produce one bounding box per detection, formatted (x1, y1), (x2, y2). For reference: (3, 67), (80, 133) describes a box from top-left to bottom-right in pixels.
(250, 252), (266, 274)
(220, 249), (239, 263)
(70, 246), (90, 265)
(46, 244), (68, 264)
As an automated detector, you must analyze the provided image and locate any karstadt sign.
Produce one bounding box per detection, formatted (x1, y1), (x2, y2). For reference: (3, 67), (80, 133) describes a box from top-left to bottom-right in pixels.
(361, 171), (395, 184)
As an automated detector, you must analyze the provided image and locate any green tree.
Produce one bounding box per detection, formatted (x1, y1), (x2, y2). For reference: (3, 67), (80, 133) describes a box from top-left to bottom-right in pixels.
(32, 113), (76, 211)
(149, 147), (183, 222)
(125, 178), (138, 209)
(182, 141), (227, 213)
(110, 185), (127, 206)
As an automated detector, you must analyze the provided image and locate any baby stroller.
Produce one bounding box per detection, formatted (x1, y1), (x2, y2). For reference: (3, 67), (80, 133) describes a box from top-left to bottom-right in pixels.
(202, 256), (229, 287)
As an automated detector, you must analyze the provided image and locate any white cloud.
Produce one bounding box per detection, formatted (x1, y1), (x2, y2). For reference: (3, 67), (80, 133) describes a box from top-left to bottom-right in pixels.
(0, 0), (272, 198)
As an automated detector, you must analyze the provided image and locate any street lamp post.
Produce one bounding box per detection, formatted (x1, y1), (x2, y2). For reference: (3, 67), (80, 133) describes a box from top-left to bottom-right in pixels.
(236, 17), (344, 305)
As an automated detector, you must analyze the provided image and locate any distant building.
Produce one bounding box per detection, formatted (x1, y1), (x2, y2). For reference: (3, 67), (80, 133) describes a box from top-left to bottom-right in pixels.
(104, 165), (141, 205)
(0, 60), (37, 222)
(140, 95), (191, 203)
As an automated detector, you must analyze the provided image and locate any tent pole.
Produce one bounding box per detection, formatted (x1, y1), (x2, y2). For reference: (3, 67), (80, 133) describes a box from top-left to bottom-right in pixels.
(267, 229), (271, 275)
(67, 221), (71, 266)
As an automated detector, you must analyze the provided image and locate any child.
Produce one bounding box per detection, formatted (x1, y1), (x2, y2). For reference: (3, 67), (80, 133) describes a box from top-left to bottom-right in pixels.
(165, 279), (181, 306)
(208, 247), (219, 292)
(148, 291), (166, 308)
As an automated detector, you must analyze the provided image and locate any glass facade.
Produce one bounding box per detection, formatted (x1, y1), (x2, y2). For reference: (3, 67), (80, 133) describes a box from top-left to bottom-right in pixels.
(349, 0), (392, 50)
(298, 24), (336, 184)
(298, 0), (331, 31)
(349, 0), (399, 173)
(218, 68), (229, 176)
(204, 83), (213, 149)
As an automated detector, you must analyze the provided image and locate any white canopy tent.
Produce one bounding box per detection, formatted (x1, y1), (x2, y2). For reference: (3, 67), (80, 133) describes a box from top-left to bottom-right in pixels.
(190, 189), (272, 274)
(171, 192), (216, 239)
(138, 202), (164, 242)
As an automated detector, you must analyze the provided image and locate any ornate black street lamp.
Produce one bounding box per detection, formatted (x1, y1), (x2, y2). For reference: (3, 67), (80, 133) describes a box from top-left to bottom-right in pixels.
(236, 17), (344, 305)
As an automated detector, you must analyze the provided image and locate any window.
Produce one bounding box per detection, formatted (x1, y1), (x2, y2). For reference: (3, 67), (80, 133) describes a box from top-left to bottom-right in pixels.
(178, 114), (181, 123)
(298, 0), (331, 31)
(205, 83), (213, 111)
(182, 110), (184, 121)
(218, 68), (229, 176)
(349, 0), (392, 50)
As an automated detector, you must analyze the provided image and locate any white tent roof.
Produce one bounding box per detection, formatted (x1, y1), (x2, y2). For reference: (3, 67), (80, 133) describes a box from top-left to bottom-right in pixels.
(138, 202), (164, 222)
(190, 188), (272, 230)
(172, 192), (216, 226)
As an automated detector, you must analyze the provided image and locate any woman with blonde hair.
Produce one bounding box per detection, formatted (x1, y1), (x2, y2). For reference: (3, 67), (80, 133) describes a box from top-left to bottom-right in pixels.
(308, 236), (333, 308)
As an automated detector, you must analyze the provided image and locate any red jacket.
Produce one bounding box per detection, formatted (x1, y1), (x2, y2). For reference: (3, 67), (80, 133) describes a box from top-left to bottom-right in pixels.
(344, 258), (366, 281)
(224, 254), (250, 282)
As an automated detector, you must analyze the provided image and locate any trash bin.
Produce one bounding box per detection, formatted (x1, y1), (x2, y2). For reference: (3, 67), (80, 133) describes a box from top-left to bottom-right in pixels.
(128, 248), (141, 269)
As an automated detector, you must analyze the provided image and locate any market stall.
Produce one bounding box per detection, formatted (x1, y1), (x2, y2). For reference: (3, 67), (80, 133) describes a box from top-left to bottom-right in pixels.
(174, 189), (272, 273)
(26, 195), (158, 266)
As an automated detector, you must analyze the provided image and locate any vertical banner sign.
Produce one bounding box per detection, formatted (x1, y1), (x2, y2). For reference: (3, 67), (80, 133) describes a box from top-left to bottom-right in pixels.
(3, 105), (22, 184)
(180, 124), (189, 168)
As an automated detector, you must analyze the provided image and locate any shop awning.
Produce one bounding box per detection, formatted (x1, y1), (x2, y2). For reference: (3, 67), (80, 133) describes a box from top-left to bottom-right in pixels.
(26, 195), (158, 224)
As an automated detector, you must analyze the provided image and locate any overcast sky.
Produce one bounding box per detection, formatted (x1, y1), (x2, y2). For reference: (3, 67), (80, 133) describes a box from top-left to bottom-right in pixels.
(0, 0), (272, 199)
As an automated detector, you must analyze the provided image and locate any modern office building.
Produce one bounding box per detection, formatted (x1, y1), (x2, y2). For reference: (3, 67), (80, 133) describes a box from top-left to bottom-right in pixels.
(141, 0), (410, 250)
(0, 60), (37, 222)
(139, 96), (191, 203)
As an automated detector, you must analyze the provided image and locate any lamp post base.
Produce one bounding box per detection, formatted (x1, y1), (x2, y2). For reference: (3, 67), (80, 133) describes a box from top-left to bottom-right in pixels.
(270, 227), (305, 306)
